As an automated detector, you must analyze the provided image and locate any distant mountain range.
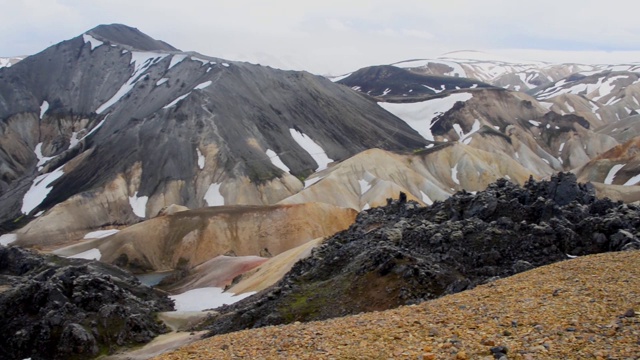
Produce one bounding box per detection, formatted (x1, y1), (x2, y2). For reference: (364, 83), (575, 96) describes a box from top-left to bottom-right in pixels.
(2, 24), (640, 359)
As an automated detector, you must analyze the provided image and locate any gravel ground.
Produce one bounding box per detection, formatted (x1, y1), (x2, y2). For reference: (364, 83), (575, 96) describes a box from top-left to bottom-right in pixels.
(154, 251), (640, 359)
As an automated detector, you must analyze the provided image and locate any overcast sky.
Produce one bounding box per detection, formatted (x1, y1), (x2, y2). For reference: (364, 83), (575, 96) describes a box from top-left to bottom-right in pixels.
(2, 0), (640, 74)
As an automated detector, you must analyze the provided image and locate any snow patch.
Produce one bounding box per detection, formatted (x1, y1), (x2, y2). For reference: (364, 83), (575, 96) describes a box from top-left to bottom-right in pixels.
(69, 132), (79, 149)
(69, 248), (101, 261)
(83, 230), (120, 239)
(128, 192), (148, 218)
(82, 34), (103, 50)
(204, 183), (225, 206)
(379, 92), (473, 141)
(222, 63), (230, 67)
(170, 287), (254, 312)
(163, 92), (192, 109)
(21, 166), (65, 214)
(453, 119), (481, 145)
(156, 77), (169, 86)
(0, 234), (17, 246)
(623, 174), (640, 186)
(266, 149), (290, 173)
(451, 164), (460, 185)
(168, 54), (187, 69)
(358, 179), (372, 195)
(97, 52), (168, 114)
(196, 148), (205, 170)
(330, 73), (352, 82)
(559, 142), (565, 152)
(194, 80), (212, 90)
(191, 57), (209, 66)
(422, 84), (445, 94)
(304, 176), (322, 188)
(420, 191), (433, 205)
(381, 88), (391, 96)
(34, 142), (55, 169)
(528, 120), (541, 127)
(289, 129), (333, 171)
(604, 164), (626, 185)
(362, 203), (370, 211)
(39, 101), (49, 119)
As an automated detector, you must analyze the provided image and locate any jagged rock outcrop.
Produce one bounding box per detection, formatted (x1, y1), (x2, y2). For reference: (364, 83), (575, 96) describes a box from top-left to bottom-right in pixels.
(201, 173), (640, 336)
(0, 245), (174, 360)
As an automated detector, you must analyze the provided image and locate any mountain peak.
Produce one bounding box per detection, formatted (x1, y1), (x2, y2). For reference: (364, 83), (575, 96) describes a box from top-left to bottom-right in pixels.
(87, 23), (179, 52)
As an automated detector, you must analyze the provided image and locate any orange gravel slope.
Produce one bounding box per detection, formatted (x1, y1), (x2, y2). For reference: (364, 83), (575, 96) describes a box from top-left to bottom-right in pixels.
(154, 250), (640, 360)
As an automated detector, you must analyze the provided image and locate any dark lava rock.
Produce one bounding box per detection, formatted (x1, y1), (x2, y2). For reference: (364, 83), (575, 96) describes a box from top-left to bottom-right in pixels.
(0, 246), (174, 360)
(202, 173), (640, 336)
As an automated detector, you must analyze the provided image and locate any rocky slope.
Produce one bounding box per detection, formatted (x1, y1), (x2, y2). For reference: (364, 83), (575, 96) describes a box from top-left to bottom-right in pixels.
(155, 250), (640, 360)
(0, 245), (174, 360)
(201, 173), (640, 336)
(0, 23), (426, 240)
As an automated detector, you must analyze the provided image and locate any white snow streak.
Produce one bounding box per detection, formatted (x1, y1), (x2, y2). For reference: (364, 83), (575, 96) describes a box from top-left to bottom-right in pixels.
(34, 142), (55, 169)
(289, 129), (333, 171)
(39, 101), (49, 119)
(528, 120), (541, 127)
(559, 142), (565, 152)
(420, 191), (433, 205)
(0, 234), (17, 246)
(83, 229), (120, 239)
(156, 77), (169, 86)
(204, 183), (225, 206)
(604, 164), (626, 185)
(451, 164), (460, 185)
(69, 132), (79, 149)
(128, 192), (148, 218)
(169, 54), (187, 69)
(82, 34), (103, 50)
(96, 52), (168, 114)
(304, 176), (322, 188)
(196, 148), (205, 170)
(194, 80), (213, 90)
(21, 166), (65, 214)
(358, 179), (372, 195)
(453, 119), (481, 145)
(163, 92), (192, 109)
(170, 287), (254, 311)
(266, 149), (290, 173)
(623, 174), (640, 186)
(379, 93), (473, 141)
(69, 248), (102, 261)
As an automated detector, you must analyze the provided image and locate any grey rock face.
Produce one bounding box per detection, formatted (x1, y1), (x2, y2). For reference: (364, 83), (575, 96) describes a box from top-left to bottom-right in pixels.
(0, 246), (174, 360)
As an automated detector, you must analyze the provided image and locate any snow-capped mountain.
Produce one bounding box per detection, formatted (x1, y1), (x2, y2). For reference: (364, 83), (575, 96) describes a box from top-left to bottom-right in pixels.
(0, 56), (24, 69)
(0, 24), (426, 245)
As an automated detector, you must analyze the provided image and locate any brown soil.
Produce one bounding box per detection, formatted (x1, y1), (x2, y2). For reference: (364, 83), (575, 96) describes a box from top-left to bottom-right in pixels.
(153, 250), (640, 359)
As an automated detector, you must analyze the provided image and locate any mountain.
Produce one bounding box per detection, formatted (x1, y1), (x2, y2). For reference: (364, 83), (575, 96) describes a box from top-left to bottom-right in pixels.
(0, 56), (24, 69)
(0, 24), (426, 245)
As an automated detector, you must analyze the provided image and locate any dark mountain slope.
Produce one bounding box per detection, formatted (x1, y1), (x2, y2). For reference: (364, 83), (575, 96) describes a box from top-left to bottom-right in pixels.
(338, 65), (494, 100)
(0, 24), (427, 241)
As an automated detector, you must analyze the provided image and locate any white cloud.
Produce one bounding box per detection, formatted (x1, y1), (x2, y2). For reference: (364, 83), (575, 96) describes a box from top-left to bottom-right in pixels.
(1, 0), (639, 74)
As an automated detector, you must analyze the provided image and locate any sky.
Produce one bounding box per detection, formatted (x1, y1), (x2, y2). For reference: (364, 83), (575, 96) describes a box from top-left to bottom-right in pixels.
(1, 0), (640, 75)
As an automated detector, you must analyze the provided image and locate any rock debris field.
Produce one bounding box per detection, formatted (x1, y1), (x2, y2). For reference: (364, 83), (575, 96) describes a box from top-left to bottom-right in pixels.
(155, 250), (640, 359)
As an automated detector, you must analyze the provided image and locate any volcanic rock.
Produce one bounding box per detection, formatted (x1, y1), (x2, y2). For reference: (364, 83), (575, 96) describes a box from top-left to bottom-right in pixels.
(0, 246), (173, 360)
(201, 173), (640, 336)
